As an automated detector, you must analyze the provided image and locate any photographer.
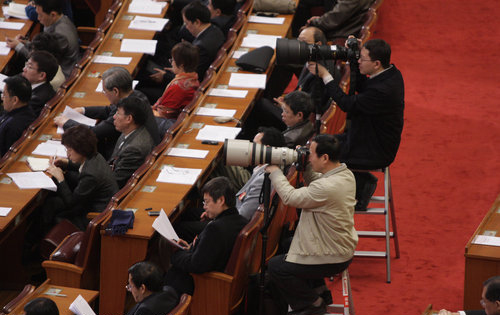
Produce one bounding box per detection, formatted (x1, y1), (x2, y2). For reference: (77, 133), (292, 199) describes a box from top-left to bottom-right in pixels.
(307, 37), (405, 210)
(265, 134), (357, 315)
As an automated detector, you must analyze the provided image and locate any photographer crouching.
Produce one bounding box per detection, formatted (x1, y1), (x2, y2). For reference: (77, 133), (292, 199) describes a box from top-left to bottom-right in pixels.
(264, 134), (358, 315)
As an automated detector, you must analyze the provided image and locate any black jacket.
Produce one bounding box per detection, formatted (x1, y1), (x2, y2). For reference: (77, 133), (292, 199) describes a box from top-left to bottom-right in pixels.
(192, 24), (225, 80)
(0, 105), (36, 156)
(125, 288), (178, 315)
(30, 82), (56, 116)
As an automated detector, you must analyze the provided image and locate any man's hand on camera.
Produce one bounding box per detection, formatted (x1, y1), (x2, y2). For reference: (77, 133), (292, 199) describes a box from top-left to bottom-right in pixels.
(345, 35), (362, 48)
(265, 165), (280, 174)
(307, 62), (328, 78)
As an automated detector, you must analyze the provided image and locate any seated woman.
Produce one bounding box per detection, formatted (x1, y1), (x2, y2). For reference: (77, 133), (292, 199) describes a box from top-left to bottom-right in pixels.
(43, 125), (119, 230)
(153, 42), (200, 136)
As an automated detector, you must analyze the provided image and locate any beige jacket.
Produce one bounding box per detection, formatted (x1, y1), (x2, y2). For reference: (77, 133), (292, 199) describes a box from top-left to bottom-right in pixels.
(269, 163), (357, 264)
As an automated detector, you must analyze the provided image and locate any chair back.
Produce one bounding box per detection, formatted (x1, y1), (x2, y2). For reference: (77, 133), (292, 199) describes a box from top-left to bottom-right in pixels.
(1, 284), (35, 315)
(76, 49), (93, 69)
(198, 68), (215, 93)
(224, 210), (263, 311)
(167, 112), (188, 136)
(167, 294), (192, 315)
(230, 13), (246, 33)
(182, 91), (202, 114)
(221, 30), (237, 52)
(237, 0), (253, 15)
(98, 13), (114, 33)
(210, 50), (227, 72)
(60, 68), (81, 91)
(107, 0), (124, 15)
(44, 88), (65, 111)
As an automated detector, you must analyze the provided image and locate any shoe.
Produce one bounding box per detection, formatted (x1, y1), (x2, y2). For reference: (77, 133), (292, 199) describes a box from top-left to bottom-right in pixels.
(354, 173), (378, 211)
(288, 299), (326, 315)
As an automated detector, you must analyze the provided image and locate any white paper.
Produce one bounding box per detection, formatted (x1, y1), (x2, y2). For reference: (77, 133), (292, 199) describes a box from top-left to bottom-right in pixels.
(241, 34), (281, 49)
(93, 55), (132, 65)
(228, 73), (267, 89)
(473, 235), (500, 247)
(32, 140), (67, 158)
(27, 157), (50, 171)
(129, 15), (168, 31)
(152, 209), (182, 242)
(208, 88), (248, 98)
(69, 295), (96, 315)
(248, 15), (285, 25)
(0, 73), (8, 92)
(166, 147), (209, 159)
(128, 1), (166, 14)
(196, 107), (236, 117)
(57, 106), (97, 134)
(0, 207), (12, 216)
(195, 125), (241, 142)
(7, 172), (57, 192)
(0, 41), (10, 55)
(4, 3), (28, 19)
(0, 21), (24, 30)
(96, 80), (138, 92)
(156, 166), (202, 185)
(120, 39), (157, 55)
(232, 50), (248, 59)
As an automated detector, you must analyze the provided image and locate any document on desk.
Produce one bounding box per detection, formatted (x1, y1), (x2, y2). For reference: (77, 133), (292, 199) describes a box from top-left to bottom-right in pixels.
(0, 73), (8, 91)
(152, 209), (185, 249)
(228, 73), (267, 89)
(120, 39), (157, 55)
(473, 235), (500, 247)
(32, 140), (67, 158)
(0, 42), (10, 55)
(3, 2), (28, 19)
(96, 80), (138, 92)
(7, 172), (57, 192)
(166, 148), (209, 159)
(241, 34), (281, 49)
(69, 294), (96, 315)
(129, 15), (169, 31)
(128, 0), (166, 14)
(195, 125), (241, 142)
(0, 207), (12, 217)
(0, 21), (24, 30)
(196, 107), (236, 117)
(26, 157), (50, 171)
(208, 88), (248, 98)
(248, 15), (285, 25)
(57, 106), (97, 134)
(157, 166), (202, 185)
(93, 55), (132, 65)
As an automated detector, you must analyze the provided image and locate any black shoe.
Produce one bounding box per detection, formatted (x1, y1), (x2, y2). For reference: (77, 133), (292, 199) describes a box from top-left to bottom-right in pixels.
(288, 299), (326, 315)
(354, 173), (378, 211)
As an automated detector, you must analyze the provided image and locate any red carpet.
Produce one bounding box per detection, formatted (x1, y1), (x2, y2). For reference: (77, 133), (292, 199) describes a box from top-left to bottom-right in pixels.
(327, 0), (500, 313)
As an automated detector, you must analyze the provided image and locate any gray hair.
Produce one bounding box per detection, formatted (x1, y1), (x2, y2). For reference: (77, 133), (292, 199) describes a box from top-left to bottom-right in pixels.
(102, 67), (133, 93)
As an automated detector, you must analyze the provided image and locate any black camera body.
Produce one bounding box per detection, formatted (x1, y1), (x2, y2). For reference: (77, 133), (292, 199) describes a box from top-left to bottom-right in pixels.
(276, 38), (361, 65)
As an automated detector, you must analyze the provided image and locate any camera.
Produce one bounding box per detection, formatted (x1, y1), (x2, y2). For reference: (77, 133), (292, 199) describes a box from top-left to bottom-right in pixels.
(223, 139), (310, 171)
(275, 37), (360, 65)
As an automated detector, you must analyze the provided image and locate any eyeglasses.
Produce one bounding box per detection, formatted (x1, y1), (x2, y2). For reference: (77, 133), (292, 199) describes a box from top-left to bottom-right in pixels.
(480, 299), (487, 307)
(24, 61), (38, 71)
(202, 199), (212, 206)
(358, 58), (374, 63)
(125, 283), (132, 291)
(169, 58), (174, 65)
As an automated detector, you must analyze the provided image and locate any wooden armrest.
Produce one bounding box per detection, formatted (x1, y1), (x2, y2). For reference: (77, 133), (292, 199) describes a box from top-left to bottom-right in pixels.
(42, 260), (85, 287)
(87, 212), (100, 220)
(77, 26), (98, 34)
(190, 272), (234, 315)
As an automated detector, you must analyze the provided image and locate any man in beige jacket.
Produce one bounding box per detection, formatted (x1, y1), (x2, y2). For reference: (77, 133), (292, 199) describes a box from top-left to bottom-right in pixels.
(266, 134), (358, 315)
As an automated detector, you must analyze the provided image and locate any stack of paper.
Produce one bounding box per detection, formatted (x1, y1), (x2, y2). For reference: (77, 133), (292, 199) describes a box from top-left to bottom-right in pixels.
(0, 207), (12, 217)
(0, 73), (8, 91)
(32, 140), (67, 158)
(0, 42), (10, 56)
(248, 15), (285, 25)
(208, 88), (248, 98)
(69, 295), (96, 315)
(129, 16), (169, 31)
(26, 157), (50, 171)
(241, 34), (281, 49)
(2, 3), (28, 19)
(7, 172), (57, 192)
(152, 209), (184, 249)
(166, 148), (209, 159)
(0, 21), (25, 30)
(120, 39), (157, 55)
(128, 0), (166, 15)
(93, 55), (132, 65)
(57, 106), (97, 134)
(156, 166), (202, 185)
(196, 107), (236, 117)
(195, 125), (241, 142)
(473, 235), (500, 247)
(96, 80), (138, 92)
(228, 73), (267, 89)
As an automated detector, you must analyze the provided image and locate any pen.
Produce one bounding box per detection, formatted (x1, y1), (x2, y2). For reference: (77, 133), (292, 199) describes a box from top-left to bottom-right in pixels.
(145, 207), (152, 211)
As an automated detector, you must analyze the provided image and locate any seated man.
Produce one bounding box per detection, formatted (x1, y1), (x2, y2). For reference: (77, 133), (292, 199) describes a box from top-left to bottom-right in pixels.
(24, 297), (59, 315)
(208, 0), (236, 36)
(307, 38), (405, 210)
(54, 67), (160, 160)
(164, 177), (248, 295)
(126, 261), (178, 315)
(110, 96), (155, 188)
(6, 0), (79, 78)
(266, 134), (357, 315)
(279, 91), (315, 148)
(0, 76), (35, 156)
(22, 50), (58, 116)
(438, 276), (500, 315)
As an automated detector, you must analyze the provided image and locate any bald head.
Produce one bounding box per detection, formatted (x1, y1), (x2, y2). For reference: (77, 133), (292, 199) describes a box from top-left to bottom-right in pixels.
(298, 26), (327, 45)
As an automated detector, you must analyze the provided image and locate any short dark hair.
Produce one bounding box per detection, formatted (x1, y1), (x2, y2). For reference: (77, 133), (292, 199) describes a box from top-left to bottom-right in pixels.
(172, 42), (199, 73)
(116, 96), (147, 126)
(313, 134), (341, 162)
(102, 67), (133, 93)
(201, 177), (236, 208)
(128, 261), (163, 292)
(257, 126), (286, 147)
(364, 39), (391, 69)
(4, 76), (31, 103)
(29, 51), (59, 82)
(34, 0), (63, 14)
(484, 276), (500, 302)
(61, 125), (97, 159)
(310, 26), (327, 45)
(182, 1), (211, 24)
(24, 297), (59, 315)
(32, 33), (63, 60)
(210, 0), (236, 15)
(283, 90), (313, 121)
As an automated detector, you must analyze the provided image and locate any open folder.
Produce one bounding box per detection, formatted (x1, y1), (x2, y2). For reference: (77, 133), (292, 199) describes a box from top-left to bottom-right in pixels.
(152, 209), (185, 250)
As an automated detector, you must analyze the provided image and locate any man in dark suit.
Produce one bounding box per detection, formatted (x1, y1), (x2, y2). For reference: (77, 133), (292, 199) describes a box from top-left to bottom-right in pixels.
(164, 177), (248, 295)
(126, 261), (178, 315)
(208, 0), (236, 36)
(0, 76), (35, 156)
(308, 37), (405, 210)
(21, 50), (57, 116)
(110, 96), (155, 188)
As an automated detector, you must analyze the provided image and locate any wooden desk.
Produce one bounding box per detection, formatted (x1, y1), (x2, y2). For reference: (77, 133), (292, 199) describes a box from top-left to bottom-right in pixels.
(464, 194), (500, 309)
(8, 279), (98, 315)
